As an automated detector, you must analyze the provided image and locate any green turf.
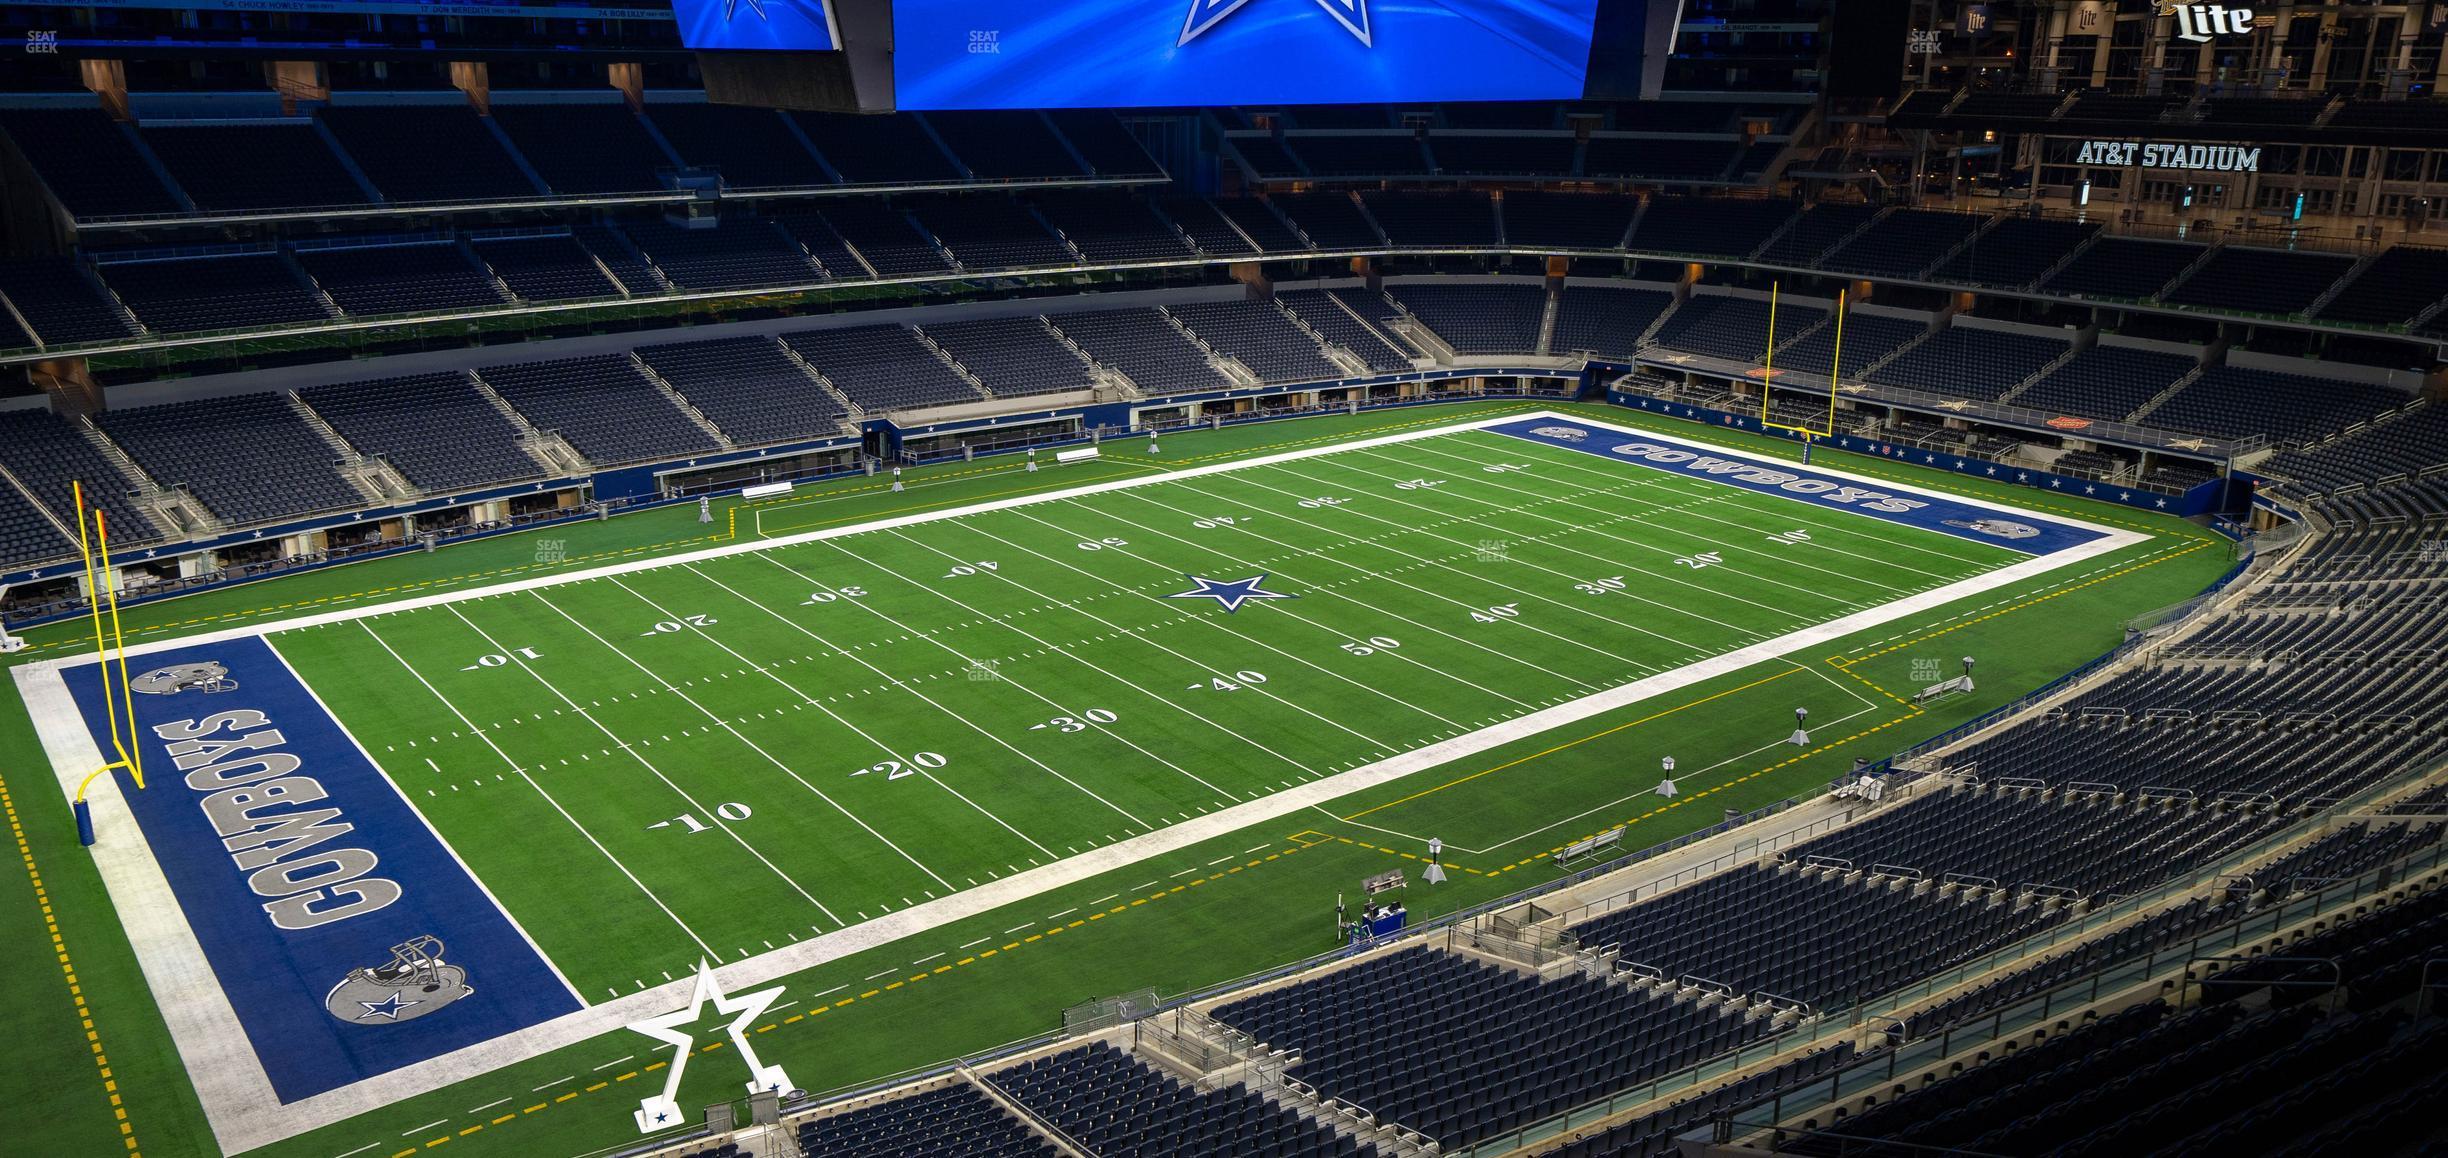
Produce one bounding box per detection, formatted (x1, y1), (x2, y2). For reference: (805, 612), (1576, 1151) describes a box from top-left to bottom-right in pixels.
(0, 399), (2242, 1158)
(269, 422), (2036, 1000)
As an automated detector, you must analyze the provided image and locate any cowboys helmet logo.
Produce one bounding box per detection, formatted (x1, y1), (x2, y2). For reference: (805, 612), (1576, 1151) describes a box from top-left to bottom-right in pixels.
(324, 936), (475, 1026)
(129, 661), (238, 695)
(1943, 518), (2042, 541)
(1528, 425), (1589, 442)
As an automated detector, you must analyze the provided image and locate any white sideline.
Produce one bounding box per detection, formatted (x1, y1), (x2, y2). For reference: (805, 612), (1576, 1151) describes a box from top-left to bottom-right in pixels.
(11, 410), (2143, 1153)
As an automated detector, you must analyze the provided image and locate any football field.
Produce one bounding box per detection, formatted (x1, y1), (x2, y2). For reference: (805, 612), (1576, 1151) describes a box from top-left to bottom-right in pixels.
(15, 410), (2142, 1151)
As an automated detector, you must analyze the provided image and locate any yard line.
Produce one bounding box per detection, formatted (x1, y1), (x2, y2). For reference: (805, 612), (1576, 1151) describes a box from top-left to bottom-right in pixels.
(752, 551), (1243, 803)
(1146, 479), (1650, 679)
(454, 600), (853, 920)
(1448, 432), (2000, 572)
(588, 1057), (633, 1072)
(467, 1098), (510, 1113)
(1387, 439), (1907, 607)
(529, 1077), (573, 1092)
(1238, 461), (1747, 650)
(1098, 489), (1566, 702)
(359, 620), (716, 957)
(333, 1143), (381, 1158)
(793, 541), (1315, 782)
(884, 524), (1402, 755)
(1010, 505), (1473, 731)
(1394, 438), (1953, 592)
(1335, 446), (1832, 629)
(1042, 496), (1537, 705)
(635, 568), (1079, 855)
(1418, 436), (1962, 588)
(1267, 454), (1776, 639)
(1183, 469), (1708, 660)
(402, 1119), (449, 1136)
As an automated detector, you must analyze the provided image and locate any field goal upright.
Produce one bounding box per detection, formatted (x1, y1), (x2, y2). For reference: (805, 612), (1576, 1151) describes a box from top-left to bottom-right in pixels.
(67, 480), (147, 846)
(1756, 283), (1844, 448)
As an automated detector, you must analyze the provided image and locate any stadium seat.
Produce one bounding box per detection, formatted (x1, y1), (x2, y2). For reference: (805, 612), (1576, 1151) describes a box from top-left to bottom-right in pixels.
(476, 354), (721, 465)
(781, 324), (986, 413)
(298, 372), (544, 492)
(96, 393), (367, 525)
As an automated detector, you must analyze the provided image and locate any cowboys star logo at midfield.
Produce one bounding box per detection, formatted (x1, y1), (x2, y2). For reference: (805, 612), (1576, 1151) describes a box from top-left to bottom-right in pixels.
(1180, 0), (1372, 46)
(1167, 573), (1298, 612)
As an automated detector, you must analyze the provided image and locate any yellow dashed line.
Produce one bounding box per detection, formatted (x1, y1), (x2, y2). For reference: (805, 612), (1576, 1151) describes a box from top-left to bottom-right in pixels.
(0, 768), (140, 1157)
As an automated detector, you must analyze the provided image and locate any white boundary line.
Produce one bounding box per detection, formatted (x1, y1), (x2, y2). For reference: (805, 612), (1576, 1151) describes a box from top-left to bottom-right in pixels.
(9, 409), (2145, 1153)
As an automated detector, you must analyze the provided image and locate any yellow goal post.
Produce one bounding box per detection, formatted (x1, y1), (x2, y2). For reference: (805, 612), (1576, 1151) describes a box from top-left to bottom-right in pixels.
(1756, 282), (1844, 442)
(69, 479), (145, 845)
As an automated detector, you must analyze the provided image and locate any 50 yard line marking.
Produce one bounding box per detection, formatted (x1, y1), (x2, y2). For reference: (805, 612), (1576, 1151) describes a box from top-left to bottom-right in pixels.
(1078, 491), (1545, 709)
(887, 523), (1403, 755)
(752, 548), (1244, 803)
(798, 537), (1319, 781)
(1006, 505), (1474, 732)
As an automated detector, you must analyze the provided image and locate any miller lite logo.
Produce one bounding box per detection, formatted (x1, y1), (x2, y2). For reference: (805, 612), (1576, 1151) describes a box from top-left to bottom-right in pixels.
(2159, 1), (2253, 43)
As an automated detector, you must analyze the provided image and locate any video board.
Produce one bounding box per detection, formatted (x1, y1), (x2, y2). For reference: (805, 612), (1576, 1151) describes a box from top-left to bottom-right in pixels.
(891, 0), (1609, 110)
(671, 0), (839, 50)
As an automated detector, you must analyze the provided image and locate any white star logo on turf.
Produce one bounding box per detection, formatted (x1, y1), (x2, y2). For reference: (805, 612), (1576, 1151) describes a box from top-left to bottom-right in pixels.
(356, 992), (421, 1020)
(1166, 574), (1296, 613)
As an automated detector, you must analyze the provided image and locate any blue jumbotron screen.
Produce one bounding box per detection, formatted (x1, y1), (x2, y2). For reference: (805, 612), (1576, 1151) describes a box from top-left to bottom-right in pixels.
(892, 0), (1607, 110)
(672, 0), (840, 50)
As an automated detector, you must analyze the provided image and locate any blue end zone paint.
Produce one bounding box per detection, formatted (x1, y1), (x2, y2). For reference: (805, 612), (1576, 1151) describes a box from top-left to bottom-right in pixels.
(1485, 417), (2110, 556)
(62, 636), (580, 1104)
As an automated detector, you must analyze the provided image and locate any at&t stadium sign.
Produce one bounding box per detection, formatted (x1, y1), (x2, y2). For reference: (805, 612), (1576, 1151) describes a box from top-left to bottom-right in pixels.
(2073, 139), (2261, 174)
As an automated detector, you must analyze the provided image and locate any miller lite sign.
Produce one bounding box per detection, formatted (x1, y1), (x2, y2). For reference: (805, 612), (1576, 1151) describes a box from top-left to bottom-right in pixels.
(2160, 1), (2254, 43)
